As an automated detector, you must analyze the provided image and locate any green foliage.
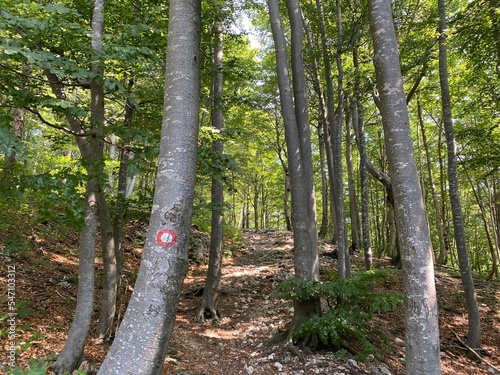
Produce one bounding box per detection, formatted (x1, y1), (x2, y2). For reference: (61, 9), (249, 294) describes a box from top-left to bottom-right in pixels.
(15, 300), (31, 318)
(0, 119), (26, 161)
(17, 170), (86, 227)
(276, 269), (404, 360)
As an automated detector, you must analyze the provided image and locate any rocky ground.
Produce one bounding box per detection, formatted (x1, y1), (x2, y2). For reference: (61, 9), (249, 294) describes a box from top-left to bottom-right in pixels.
(2, 225), (499, 374)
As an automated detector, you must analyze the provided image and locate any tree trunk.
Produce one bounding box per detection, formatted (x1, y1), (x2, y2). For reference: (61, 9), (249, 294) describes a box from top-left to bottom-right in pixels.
(352, 41), (372, 271)
(286, 0), (319, 258)
(318, 127), (329, 238)
(418, 101), (447, 265)
(268, 0), (320, 346)
(52, 1), (107, 371)
(302, 21), (330, 239)
(368, 0), (442, 372)
(253, 179), (259, 229)
(53, 185), (97, 374)
(196, 21), (224, 323)
(438, 0), (482, 350)
(96, 190), (117, 341)
(82, 0), (118, 342)
(97, 1), (201, 373)
(315, 0), (339, 246)
(333, 0), (350, 278)
(345, 106), (361, 252)
(113, 79), (136, 315)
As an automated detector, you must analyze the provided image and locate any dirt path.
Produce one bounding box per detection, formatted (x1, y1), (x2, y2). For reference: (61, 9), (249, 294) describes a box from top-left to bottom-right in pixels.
(163, 230), (398, 375)
(161, 229), (500, 375)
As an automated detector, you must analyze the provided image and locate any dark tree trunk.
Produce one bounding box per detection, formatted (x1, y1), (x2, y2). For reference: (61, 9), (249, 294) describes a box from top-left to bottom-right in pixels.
(418, 101), (447, 265)
(196, 21), (224, 323)
(352, 39), (373, 270)
(345, 105), (361, 252)
(318, 127), (329, 238)
(113, 79), (136, 313)
(438, 0), (482, 350)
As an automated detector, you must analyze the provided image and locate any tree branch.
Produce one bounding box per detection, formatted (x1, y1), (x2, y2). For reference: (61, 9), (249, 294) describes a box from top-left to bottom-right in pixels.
(23, 107), (92, 137)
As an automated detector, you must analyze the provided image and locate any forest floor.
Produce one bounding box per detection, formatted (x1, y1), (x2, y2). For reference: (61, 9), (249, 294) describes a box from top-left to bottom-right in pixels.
(1, 221), (500, 374)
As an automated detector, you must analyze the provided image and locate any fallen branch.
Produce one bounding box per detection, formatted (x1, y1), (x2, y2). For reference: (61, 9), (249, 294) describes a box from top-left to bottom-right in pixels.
(450, 328), (500, 374)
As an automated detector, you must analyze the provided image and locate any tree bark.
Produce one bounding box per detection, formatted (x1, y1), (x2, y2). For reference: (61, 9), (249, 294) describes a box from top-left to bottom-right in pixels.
(302, 19), (330, 239)
(438, 0), (482, 350)
(268, 0), (320, 345)
(113, 79), (136, 313)
(368, 0), (442, 372)
(333, 0), (351, 278)
(418, 101), (447, 265)
(54, 186), (97, 374)
(318, 127), (329, 238)
(52, 0), (107, 371)
(345, 109), (360, 252)
(97, 1), (201, 373)
(286, 0), (319, 259)
(315, 0), (339, 246)
(352, 41), (372, 271)
(196, 21), (224, 323)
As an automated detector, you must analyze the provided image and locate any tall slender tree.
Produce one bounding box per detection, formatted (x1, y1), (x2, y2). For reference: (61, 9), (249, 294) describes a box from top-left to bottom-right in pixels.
(267, 0), (320, 349)
(438, 0), (481, 351)
(53, 0), (105, 371)
(196, 19), (225, 323)
(97, 0), (201, 373)
(368, 0), (441, 372)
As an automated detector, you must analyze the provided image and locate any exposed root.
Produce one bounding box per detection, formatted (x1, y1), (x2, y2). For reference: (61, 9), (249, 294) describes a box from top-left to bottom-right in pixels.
(263, 326), (318, 365)
(194, 305), (221, 323)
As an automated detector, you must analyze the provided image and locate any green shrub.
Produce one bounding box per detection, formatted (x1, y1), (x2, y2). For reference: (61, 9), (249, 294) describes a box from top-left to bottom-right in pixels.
(276, 269), (404, 361)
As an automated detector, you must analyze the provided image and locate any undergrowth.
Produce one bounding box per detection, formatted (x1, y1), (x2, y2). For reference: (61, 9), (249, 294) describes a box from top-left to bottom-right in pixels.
(276, 268), (404, 361)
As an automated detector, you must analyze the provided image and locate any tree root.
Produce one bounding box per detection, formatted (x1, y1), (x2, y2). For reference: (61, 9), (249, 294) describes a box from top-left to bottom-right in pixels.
(194, 305), (221, 323)
(264, 327), (317, 365)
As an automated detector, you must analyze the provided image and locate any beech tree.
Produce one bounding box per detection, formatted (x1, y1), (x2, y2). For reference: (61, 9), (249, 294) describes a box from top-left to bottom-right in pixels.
(438, 0), (481, 351)
(53, 0), (105, 372)
(367, 0), (441, 372)
(196, 18), (225, 323)
(97, 0), (201, 373)
(267, 0), (320, 350)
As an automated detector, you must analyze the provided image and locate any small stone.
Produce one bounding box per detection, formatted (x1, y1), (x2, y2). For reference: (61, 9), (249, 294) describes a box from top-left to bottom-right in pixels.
(245, 364), (254, 374)
(274, 362), (283, 371)
(211, 361), (218, 366)
(347, 359), (360, 369)
(394, 337), (405, 347)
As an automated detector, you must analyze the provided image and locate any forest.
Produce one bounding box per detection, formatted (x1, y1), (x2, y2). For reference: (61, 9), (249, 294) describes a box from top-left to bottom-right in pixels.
(0, 0), (499, 374)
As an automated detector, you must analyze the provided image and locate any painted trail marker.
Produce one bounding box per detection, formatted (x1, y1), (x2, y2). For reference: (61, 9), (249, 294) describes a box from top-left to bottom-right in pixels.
(156, 228), (177, 248)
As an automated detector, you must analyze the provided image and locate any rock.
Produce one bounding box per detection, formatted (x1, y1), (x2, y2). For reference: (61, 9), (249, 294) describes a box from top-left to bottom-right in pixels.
(394, 337), (405, 347)
(347, 358), (360, 369)
(371, 365), (392, 375)
(244, 364), (254, 374)
(274, 361), (284, 371)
